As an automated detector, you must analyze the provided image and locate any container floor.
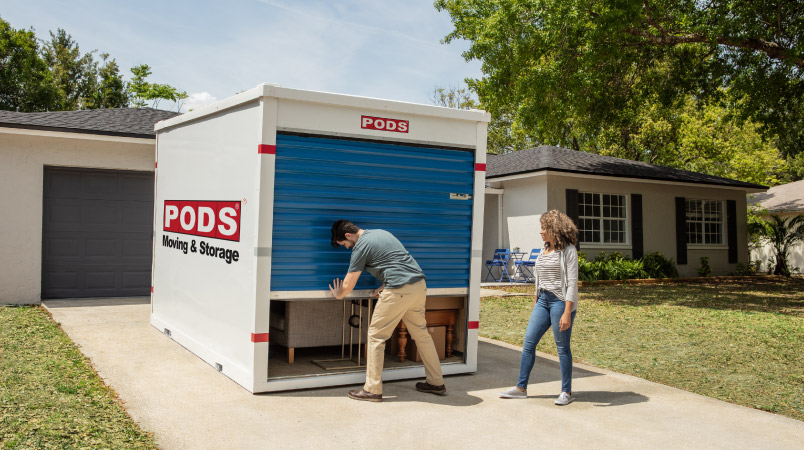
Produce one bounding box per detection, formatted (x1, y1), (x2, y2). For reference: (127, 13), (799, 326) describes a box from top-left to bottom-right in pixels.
(267, 344), (463, 379)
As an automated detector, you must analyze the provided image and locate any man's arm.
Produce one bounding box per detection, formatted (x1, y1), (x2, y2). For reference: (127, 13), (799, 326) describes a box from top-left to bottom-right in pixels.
(329, 271), (362, 299)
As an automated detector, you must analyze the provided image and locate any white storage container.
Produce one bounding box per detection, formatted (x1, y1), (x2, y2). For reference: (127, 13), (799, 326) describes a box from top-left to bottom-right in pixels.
(151, 84), (489, 393)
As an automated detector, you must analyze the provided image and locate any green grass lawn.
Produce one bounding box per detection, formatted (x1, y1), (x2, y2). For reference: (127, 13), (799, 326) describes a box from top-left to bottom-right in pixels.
(0, 306), (157, 450)
(480, 277), (804, 422)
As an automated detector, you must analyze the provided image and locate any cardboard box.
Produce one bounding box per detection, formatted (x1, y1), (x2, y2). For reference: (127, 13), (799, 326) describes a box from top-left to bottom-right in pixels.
(405, 326), (446, 362)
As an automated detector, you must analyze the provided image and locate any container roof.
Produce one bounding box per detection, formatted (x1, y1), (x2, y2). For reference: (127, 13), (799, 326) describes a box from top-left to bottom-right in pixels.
(487, 145), (767, 191)
(155, 84), (490, 132)
(0, 108), (179, 139)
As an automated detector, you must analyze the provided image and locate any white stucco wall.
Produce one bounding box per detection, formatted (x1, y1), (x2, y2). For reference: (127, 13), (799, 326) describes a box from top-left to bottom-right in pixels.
(487, 172), (754, 278)
(0, 130), (155, 304)
(487, 176), (548, 256)
(750, 212), (804, 274)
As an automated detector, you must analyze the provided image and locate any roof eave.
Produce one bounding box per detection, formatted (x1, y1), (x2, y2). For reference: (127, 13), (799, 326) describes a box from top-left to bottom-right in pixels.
(487, 167), (768, 191)
(0, 121), (155, 139)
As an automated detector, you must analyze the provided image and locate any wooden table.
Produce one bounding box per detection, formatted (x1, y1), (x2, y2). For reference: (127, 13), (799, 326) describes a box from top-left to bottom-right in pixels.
(395, 308), (457, 362)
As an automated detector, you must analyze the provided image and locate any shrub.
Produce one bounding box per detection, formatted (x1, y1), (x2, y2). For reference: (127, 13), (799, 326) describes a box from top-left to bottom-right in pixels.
(641, 251), (679, 279)
(733, 261), (760, 276)
(578, 251), (648, 281)
(698, 256), (712, 277)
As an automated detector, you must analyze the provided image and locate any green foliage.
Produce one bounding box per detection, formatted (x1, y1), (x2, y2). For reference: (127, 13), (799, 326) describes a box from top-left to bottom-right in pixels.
(698, 256), (712, 277)
(129, 64), (188, 109)
(752, 214), (804, 277)
(578, 251), (652, 282)
(641, 251), (679, 279)
(0, 16), (183, 112)
(0, 16), (59, 111)
(733, 261), (761, 276)
(430, 85), (477, 109)
(41, 28), (97, 110)
(436, 1), (802, 179)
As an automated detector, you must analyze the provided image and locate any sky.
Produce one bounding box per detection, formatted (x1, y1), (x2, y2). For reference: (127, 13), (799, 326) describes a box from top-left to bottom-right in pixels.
(1, 0), (482, 112)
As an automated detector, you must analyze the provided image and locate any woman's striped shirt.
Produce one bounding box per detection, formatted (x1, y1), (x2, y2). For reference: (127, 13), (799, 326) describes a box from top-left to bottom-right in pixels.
(535, 250), (564, 300)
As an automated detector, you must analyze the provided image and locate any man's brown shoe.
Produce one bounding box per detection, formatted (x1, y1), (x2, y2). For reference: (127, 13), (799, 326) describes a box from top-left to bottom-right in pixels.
(348, 389), (382, 402)
(415, 382), (447, 396)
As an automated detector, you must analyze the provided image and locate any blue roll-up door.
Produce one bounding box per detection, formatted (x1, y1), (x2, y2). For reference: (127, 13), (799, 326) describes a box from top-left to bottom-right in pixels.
(271, 134), (475, 291)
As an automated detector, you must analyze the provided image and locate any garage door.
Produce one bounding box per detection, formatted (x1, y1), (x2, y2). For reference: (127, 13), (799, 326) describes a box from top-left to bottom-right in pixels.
(271, 133), (475, 291)
(42, 167), (154, 298)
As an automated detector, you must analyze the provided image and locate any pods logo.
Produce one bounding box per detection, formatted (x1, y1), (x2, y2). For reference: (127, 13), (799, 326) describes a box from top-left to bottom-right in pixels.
(361, 115), (409, 133)
(163, 201), (241, 241)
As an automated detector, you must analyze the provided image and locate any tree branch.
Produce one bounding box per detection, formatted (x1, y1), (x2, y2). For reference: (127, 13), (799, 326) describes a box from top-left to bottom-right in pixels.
(625, 28), (804, 68)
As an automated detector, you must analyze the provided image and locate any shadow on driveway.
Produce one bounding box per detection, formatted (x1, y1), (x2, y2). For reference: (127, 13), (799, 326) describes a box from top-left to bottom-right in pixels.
(268, 340), (648, 408)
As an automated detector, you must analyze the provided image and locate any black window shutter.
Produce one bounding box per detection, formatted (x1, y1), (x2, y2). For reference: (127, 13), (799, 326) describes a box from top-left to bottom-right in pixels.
(675, 197), (687, 265)
(566, 189), (579, 249)
(727, 199), (737, 263)
(631, 194), (643, 259)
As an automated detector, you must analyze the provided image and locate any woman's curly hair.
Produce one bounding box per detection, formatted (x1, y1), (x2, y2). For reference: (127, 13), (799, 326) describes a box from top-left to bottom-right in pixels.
(540, 210), (578, 251)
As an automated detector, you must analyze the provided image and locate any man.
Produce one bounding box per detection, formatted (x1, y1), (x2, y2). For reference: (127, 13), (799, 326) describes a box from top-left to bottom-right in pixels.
(329, 219), (446, 402)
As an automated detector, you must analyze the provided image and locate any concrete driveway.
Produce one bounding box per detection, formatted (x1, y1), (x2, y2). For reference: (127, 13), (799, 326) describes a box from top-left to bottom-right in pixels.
(44, 298), (803, 450)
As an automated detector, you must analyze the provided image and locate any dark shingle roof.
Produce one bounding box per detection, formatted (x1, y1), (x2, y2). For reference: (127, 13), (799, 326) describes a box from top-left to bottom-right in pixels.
(0, 108), (180, 138)
(487, 145), (766, 190)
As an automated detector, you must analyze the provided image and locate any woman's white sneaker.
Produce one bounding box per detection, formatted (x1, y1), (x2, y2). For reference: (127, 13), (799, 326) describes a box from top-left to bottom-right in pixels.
(498, 387), (527, 399)
(554, 392), (573, 405)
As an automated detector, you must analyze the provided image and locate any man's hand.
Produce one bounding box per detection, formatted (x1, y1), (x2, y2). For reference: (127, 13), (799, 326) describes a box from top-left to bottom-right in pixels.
(370, 283), (385, 298)
(329, 278), (344, 299)
(329, 271), (361, 300)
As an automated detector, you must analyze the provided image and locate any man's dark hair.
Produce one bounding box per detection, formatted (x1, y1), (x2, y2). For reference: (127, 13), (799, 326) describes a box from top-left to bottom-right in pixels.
(331, 220), (360, 248)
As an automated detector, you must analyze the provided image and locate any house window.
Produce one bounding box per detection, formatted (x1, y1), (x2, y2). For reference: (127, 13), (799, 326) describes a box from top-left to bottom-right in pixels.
(577, 192), (627, 244)
(686, 199), (723, 245)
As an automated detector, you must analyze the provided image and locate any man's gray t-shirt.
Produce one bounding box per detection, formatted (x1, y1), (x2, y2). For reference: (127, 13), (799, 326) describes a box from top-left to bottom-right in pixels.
(347, 229), (425, 288)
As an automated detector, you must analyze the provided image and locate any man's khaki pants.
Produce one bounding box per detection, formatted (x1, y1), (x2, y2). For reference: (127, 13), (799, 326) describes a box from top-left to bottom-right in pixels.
(364, 279), (444, 395)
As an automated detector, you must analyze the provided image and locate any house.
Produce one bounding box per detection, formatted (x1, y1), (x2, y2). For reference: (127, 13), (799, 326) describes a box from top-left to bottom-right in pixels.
(484, 146), (767, 277)
(748, 180), (804, 274)
(0, 108), (178, 304)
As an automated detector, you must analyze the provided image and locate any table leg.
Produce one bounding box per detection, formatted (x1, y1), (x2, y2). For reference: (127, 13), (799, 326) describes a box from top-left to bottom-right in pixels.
(397, 320), (408, 362)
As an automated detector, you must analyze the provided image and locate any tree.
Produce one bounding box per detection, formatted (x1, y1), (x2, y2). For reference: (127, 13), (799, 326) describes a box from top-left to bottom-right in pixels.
(41, 28), (96, 110)
(430, 85), (537, 154)
(86, 53), (128, 109)
(129, 64), (187, 110)
(430, 85), (477, 109)
(1, 16), (183, 112)
(593, 94), (787, 186)
(750, 215), (804, 276)
(436, 0), (803, 175)
(0, 16), (58, 111)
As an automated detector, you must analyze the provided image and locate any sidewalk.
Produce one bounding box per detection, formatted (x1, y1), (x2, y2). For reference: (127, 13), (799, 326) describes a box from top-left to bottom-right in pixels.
(44, 298), (804, 450)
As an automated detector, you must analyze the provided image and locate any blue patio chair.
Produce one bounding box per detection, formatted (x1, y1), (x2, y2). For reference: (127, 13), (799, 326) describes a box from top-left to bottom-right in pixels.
(484, 248), (511, 282)
(514, 248), (541, 282)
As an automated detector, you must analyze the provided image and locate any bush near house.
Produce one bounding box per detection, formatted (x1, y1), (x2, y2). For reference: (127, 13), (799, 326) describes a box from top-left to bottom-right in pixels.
(578, 251), (678, 282)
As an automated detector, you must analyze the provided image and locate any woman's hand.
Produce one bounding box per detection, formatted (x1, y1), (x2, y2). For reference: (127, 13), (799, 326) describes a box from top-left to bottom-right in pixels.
(559, 311), (572, 331)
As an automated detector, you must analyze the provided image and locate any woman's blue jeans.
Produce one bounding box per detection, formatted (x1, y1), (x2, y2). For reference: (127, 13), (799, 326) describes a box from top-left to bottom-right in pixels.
(516, 290), (576, 393)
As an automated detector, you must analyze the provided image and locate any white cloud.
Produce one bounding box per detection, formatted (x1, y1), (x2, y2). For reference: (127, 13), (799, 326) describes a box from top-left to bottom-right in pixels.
(183, 92), (218, 112)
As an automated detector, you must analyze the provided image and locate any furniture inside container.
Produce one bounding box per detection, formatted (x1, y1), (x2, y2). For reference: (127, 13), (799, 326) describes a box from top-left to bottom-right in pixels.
(267, 295), (467, 379)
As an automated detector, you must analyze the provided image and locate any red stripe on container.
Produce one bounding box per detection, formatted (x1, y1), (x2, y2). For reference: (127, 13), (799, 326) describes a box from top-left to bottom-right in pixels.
(150, 286), (154, 293)
(468, 321), (479, 329)
(251, 333), (269, 343)
(155, 162), (158, 168)
(258, 144), (276, 154)
(475, 163), (486, 171)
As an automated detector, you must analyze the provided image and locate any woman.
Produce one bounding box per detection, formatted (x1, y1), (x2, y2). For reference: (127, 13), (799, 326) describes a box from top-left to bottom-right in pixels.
(499, 210), (579, 405)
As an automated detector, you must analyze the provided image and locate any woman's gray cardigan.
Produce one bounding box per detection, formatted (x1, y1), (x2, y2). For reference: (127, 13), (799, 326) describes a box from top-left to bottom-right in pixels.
(532, 244), (579, 311)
